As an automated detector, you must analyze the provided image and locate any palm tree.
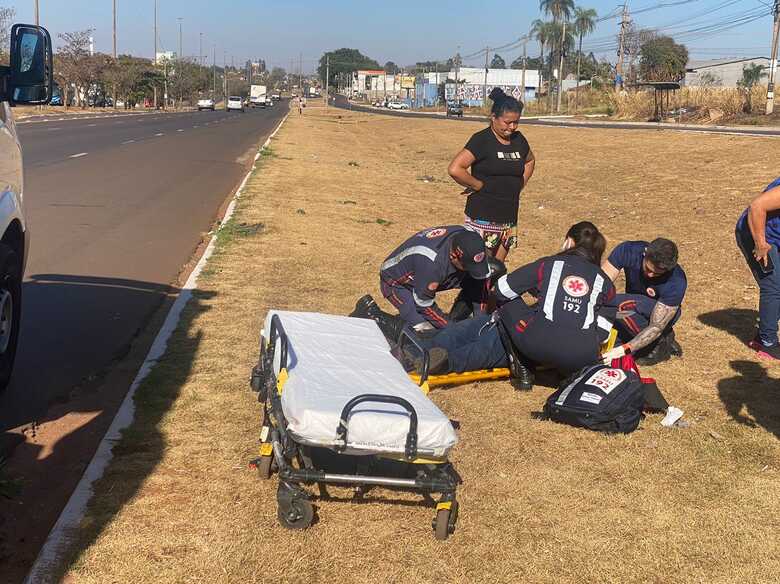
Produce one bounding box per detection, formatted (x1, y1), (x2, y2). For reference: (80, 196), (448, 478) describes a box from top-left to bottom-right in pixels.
(573, 6), (597, 112)
(540, 0), (575, 111)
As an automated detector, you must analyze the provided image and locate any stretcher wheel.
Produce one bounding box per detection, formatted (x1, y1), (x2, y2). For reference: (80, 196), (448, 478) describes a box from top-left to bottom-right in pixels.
(433, 500), (459, 541)
(277, 498), (314, 530)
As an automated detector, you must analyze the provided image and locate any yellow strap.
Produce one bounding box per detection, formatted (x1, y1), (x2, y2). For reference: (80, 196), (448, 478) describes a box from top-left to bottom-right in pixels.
(436, 501), (452, 511)
(276, 368), (288, 395)
(259, 443), (273, 456)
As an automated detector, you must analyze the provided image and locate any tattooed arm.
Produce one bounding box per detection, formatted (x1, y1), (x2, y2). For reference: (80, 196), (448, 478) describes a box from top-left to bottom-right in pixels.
(626, 301), (678, 353)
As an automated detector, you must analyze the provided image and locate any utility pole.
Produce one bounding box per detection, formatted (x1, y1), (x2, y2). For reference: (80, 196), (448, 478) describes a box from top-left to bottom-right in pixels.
(766, 0), (780, 114)
(299, 53), (303, 94)
(483, 47), (489, 108)
(34, 0), (39, 25)
(113, 0), (117, 58)
(199, 32), (203, 66)
(557, 20), (567, 112)
(616, 1), (629, 92)
(178, 18), (183, 61)
(153, 0), (158, 65)
(212, 45), (216, 94)
(520, 38), (527, 114)
(455, 49), (461, 104)
(325, 54), (330, 107)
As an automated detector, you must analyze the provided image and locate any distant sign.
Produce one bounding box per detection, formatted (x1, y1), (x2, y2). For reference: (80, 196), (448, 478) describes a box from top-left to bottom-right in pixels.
(400, 75), (416, 89)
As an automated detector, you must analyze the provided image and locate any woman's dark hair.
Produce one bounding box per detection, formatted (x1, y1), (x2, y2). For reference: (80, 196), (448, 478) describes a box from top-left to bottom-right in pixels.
(489, 87), (523, 117)
(562, 221), (607, 265)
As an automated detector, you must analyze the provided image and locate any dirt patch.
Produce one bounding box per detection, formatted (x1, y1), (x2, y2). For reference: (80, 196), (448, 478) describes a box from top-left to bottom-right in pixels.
(58, 105), (779, 583)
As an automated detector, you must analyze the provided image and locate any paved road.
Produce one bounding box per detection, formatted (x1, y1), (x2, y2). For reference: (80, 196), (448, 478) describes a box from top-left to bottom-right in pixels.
(0, 104), (287, 432)
(334, 95), (780, 137)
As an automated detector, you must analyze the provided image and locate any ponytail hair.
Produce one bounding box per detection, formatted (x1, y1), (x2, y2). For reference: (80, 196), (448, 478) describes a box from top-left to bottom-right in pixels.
(489, 87), (523, 117)
(561, 221), (606, 265)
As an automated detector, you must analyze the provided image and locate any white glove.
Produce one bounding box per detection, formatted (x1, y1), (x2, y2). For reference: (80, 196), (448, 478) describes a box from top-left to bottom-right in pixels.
(601, 344), (627, 365)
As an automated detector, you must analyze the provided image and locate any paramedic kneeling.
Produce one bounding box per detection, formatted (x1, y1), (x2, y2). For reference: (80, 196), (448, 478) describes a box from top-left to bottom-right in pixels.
(601, 238), (686, 366)
(380, 226), (490, 332)
(425, 222), (616, 389)
(735, 176), (780, 360)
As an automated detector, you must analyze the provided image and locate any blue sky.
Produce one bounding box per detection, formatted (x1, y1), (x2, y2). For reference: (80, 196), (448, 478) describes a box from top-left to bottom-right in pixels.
(4, 1), (776, 70)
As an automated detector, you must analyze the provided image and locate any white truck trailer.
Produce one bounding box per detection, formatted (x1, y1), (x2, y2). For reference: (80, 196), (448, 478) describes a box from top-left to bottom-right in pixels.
(250, 85), (267, 108)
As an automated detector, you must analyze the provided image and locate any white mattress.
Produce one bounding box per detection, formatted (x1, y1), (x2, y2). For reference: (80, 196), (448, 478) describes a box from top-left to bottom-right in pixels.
(262, 311), (458, 458)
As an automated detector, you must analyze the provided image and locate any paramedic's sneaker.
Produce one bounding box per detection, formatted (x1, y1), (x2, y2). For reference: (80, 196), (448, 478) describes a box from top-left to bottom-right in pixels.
(636, 335), (672, 366)
(412, 348), (449, 376)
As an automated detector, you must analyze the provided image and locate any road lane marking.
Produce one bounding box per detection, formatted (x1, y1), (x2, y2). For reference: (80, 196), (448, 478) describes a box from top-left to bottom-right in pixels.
(155, 132), (164, 136)
(121, 139), (135, 144)
(193, 125), (199, 128)
(177, 129), (184, 132)
(47, 127), (62, 131)
(87, 123), (97, 127)
(69, 152), (88, 158)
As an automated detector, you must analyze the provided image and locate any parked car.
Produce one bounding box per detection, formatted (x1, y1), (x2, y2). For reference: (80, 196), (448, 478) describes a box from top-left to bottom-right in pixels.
(197, 98), (215, 111)
(0, 23), (53, 390)
(446, 102), (464, 118)
(271, 94), (281, 101)
(227, 96), (244, 112)
(387, 101), (409, 110)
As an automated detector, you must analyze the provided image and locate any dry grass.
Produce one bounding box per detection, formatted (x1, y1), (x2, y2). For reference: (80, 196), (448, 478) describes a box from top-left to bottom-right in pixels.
(61, 104), (780, 584)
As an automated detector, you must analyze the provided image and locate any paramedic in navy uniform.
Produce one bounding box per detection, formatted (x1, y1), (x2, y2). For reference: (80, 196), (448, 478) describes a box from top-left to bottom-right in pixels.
(378, 226), (490, 332)
(601, 238), (686, 365)
(447, 87), (535, 262)
(735, 176), (780, 360)
(422, 222), (616, 389)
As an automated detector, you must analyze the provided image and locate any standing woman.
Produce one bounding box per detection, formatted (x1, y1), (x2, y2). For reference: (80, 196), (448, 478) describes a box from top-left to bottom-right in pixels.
(447, 87), (536, 261)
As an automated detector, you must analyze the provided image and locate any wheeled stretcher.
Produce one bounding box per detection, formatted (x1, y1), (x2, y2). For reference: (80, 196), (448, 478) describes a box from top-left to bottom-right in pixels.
(249, 311), (462, 540)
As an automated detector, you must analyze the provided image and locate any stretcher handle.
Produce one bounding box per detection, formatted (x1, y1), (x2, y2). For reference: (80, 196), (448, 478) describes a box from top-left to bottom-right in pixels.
(398, 327), (429, 386)
(269, 314), (289, 370)
(336, 394), (419, 460)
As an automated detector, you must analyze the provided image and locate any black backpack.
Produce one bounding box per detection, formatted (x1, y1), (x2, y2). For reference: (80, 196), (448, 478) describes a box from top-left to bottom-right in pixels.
(543, 363), (646, 434)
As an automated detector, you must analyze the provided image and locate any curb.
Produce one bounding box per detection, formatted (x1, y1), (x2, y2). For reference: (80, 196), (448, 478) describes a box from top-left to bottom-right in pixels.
(23, 113), (290, 584)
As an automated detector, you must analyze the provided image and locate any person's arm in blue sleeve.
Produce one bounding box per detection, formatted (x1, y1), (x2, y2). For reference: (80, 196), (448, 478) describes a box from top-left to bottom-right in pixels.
(495, 260), (543, 305)
(412, 265), (450, 328)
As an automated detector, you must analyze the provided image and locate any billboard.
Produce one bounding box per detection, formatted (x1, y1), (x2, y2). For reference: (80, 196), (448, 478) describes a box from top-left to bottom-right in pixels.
(400, 75), (416, 89)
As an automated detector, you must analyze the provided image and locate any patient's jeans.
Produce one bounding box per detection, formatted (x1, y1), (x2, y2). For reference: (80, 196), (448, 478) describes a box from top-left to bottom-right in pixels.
(424, 314), (508, 373)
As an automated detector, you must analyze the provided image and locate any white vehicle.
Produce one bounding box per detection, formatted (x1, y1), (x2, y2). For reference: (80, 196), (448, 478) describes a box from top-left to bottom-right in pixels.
(0, 24), (54, 390)
(227, 96), (244, 112)
(387, 101), (410, 110)
(271, 93), (281, 101)
(250, 85), (267, 108)
(197, 98), (215, 111)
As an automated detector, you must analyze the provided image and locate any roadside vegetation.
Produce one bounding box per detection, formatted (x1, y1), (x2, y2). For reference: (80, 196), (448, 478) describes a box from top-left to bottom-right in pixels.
(59, 104), (780, 583)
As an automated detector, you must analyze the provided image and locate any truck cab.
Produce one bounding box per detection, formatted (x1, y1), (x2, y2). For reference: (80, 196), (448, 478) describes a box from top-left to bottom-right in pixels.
(0, 23), (53, 389)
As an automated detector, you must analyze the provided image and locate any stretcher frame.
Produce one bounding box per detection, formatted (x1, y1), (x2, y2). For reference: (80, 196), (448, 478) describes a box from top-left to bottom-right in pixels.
(408, 328), (619, 388)
(249, 314), (462, 540)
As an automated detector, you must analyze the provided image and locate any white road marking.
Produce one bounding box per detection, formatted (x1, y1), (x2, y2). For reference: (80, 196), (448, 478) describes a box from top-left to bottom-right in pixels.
(46, 127), (62, 132)
(121, 139), (135, 144)
(87, 123), (97, 127)
(193, 125), (199, 128)
(69, 152), (88, 158)
(155, 132), (164, 136)
(177, 129), (184, 132)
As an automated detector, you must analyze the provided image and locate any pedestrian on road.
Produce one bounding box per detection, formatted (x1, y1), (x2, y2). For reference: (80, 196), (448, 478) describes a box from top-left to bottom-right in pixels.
(736, 176), (780, 360)
(447, 87), (536, 262)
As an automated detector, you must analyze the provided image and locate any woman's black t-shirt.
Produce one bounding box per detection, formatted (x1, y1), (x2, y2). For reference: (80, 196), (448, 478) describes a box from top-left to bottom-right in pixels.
(463, 126), (530, 224)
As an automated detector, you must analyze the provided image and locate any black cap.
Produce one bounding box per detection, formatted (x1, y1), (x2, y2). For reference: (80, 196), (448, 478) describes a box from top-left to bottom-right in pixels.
(451, 231), (489, 279)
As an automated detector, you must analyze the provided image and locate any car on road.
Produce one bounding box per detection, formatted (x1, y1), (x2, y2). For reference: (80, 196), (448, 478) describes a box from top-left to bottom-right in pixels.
(446, 102), (464, 118)
(387, 101), (410, 110)
(271, 93), (281, 101)
(227, 96), (244, 112)
(0, 23), (54, 390)
(197, 98), (215, 111)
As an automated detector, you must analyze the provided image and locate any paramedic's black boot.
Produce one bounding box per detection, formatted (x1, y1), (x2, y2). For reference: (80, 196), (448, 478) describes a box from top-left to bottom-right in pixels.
(350, 294), (380, 319)
(510, 363), (534, 391)
(666, 329), (683, 357)
(636, 336), (672, 366)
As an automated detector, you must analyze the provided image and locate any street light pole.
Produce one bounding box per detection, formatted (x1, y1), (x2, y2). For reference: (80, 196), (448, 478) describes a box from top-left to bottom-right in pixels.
(199, 32), (203, 66)
(766, 0), (780, 115)
(178, 18), (183, 61)
(113, 0), (117, 58)
(34, 0), (39, 25)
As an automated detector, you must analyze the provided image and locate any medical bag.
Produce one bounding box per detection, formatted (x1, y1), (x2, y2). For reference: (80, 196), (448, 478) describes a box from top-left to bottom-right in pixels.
(543, 361), (646, 434)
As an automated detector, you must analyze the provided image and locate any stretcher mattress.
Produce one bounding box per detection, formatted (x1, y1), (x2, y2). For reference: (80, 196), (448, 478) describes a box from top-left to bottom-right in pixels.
(262, 311), (458, 458)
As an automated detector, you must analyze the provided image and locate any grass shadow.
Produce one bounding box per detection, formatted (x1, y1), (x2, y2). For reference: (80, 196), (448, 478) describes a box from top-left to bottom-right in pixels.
(698, 307), (758, 344)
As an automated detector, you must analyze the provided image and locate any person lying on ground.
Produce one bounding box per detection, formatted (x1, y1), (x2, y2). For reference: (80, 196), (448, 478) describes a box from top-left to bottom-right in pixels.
(600, 238), (686, 366)
(447, 87), (535, 263)
(417, 222), (616, 390)
(735, 176), (780, 360)
(365, 226), (491, 333)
